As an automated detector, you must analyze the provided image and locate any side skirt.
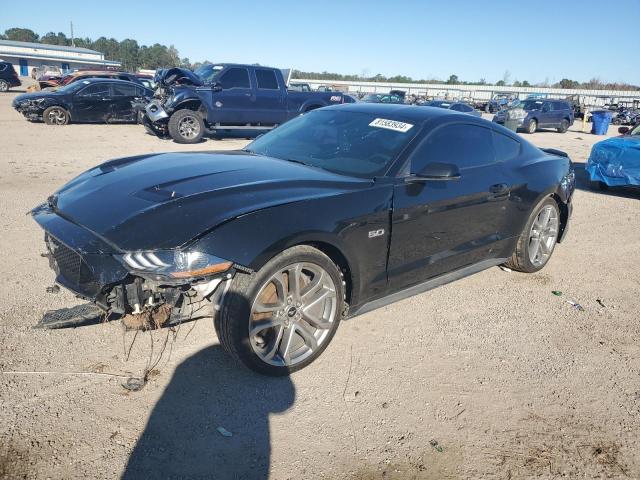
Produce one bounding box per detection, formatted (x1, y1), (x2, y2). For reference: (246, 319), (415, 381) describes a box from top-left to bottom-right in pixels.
(346, 257), (507, 319)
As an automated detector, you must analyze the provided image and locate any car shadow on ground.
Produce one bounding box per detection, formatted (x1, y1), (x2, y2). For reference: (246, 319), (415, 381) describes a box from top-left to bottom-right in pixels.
(122, 294), (296, 479)
(572, 162), (640, 199)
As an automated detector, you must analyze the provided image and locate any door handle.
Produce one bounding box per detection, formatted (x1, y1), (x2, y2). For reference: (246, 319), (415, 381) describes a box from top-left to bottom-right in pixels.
(490, 183), (509, 195)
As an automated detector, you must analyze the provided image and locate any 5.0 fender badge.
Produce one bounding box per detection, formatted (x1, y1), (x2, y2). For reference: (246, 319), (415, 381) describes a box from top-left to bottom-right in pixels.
(368, 229), (385, 238)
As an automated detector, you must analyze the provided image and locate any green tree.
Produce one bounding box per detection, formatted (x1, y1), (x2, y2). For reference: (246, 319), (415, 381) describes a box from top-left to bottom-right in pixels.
(496, 80), (506, 86)
(40, 32), (70, 46)
(117, 39), (140, 71)
(446, 74), (459, 85)
(557, 78), (579, 89)
(521, 80), (531, 87)
(4, 28), (39, 42)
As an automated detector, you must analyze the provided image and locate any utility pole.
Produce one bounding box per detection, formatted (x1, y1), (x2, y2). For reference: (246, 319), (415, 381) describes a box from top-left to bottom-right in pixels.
(70, 21), (75, 47)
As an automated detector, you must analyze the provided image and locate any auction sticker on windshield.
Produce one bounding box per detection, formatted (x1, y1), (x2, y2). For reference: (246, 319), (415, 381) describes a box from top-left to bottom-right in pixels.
(369, 118), (414, 133)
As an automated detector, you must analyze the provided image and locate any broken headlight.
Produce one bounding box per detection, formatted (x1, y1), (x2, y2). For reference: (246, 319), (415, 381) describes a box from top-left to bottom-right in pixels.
(117, 250), (232, 279)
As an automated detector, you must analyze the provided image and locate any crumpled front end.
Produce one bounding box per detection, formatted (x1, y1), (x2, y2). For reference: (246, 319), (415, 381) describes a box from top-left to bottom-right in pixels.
(32, 202), (238, 328)
(586, 137), (640, 187)
(13, 97), (48, 121)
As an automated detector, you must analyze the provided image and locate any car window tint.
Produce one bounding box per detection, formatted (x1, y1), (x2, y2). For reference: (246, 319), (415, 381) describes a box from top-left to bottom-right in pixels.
(492, 131), (521, 162)
(450, 104), (464, 111)
(461, 104), (473, 112)
(412, 124), (495, 172)
(255, 69), (279, 89)
(219, 68), (250, 89)
(135, 86), (147, 96)
(112, 83), (136, 96)
(78, 84), (111, 97)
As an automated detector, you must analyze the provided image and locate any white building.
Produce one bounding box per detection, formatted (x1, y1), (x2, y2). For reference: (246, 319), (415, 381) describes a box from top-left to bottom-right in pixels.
(0, 39), (120, 76)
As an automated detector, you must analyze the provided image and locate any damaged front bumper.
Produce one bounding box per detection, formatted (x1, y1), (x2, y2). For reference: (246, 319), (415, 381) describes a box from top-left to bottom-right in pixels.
(32, 204), (239, 326)
(145, 100), (170, 123)
(13, 100), (45, 121)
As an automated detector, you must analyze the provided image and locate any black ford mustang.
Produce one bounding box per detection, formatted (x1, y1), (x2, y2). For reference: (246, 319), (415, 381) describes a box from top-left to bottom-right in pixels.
(32, 104), (574, 375)
(13, 78), (153, 125)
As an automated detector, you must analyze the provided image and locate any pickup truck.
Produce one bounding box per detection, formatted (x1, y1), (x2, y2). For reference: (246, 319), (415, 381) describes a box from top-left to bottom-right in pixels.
(144, 64), (355, 143)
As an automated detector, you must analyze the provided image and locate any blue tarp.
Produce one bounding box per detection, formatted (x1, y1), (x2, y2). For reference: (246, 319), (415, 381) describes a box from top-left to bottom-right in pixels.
(586, 136), (640, 186)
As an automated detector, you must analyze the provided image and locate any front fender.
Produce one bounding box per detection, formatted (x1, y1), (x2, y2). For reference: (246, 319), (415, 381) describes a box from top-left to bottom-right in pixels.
(189, 185), (393, 307)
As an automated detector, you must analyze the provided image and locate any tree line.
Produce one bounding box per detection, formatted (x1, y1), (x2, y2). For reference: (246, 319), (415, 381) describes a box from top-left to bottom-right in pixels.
(292, 70), (639, 91)
(2, 28), (637, 90)
(0, 27), (204, 71)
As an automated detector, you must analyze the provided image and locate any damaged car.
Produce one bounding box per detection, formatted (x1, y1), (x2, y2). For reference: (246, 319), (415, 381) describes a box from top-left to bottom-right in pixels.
(143, 63), (355, 143)
(33, 104), (574, 375)
(13, 78), (154, 125)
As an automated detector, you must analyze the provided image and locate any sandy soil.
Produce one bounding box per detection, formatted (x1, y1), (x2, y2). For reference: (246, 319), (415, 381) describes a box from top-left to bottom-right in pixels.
(1, 80), (639, 480)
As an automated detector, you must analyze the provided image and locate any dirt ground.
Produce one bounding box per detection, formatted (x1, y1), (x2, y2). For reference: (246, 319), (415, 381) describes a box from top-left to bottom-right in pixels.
(1, 80), (639, 480)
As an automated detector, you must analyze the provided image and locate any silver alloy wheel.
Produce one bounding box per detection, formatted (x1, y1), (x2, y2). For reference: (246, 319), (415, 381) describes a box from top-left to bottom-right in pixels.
(249, 262), (337, 367)
(528, 120), (537, 133)
(528, 205), (559, 267)
(47, 108), (67, 125)
(0, 81), (8, 92)
(177, 115), (200, 139)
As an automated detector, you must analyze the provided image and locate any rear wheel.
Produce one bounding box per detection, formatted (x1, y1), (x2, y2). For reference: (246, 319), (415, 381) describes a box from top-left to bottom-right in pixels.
(215, 245), (344, 376)
(527, 119), (537, 134)
(0, 80), (8, 92)
(557, 119), (569, 133)
(43, 106), (69, 125)
(167, 109), (204, 144)
(504, 197), (560, 273)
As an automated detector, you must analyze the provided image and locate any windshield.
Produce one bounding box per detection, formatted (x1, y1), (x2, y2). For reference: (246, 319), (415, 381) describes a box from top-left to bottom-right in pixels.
(361, 94), (381, 102)
(245, 110), (419, 178)
(513, 100), (543, 111)
(428, 101), (452, 108)
(193, 64), (224, 83)
(55, 80), (90, 94)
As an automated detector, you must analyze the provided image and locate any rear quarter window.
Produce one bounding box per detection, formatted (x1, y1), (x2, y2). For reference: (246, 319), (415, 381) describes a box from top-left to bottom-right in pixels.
(492, 131), (521, 162)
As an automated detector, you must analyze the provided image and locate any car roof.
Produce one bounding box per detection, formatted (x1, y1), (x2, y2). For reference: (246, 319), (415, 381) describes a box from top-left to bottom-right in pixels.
(325, 103), (469, 123)
(74, 78), (144, 86)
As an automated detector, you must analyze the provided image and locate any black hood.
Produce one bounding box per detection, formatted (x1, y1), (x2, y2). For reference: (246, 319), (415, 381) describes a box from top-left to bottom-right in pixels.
(44, 152), (368, 251)
(155, 68), (203, 87)
(13, 91), (63, 103)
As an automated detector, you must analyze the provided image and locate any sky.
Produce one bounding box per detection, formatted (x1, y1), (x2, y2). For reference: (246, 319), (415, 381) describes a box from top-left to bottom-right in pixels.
(2, 0), (639, 84)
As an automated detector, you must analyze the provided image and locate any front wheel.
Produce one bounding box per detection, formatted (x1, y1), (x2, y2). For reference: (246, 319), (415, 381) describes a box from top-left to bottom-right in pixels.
(527, 119), (537, 134)
(43, 106), (69, 125)
(0, 80), (9, 92)
(504, 197), (560, 273)
(167, 109), (204, 144)
(215, 246), (344, 376)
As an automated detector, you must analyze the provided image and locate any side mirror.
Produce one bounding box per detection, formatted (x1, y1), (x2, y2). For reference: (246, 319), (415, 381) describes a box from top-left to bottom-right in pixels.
(618, 126), (629, 135)
(211, 82), (222, 92)
(406, 162), (461, 183)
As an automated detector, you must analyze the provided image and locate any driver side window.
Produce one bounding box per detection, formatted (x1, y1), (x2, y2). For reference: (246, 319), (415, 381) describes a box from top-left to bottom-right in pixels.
(410, 124), (495, 174)
(78, 84), (111, 97)
(219, 68), (250, 89)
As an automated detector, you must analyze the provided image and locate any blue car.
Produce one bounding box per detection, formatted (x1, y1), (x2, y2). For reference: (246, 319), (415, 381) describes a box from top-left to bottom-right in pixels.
(423, 100), (481, 117)
(493, 99), (574, 134)
(587, 123), (640, 189)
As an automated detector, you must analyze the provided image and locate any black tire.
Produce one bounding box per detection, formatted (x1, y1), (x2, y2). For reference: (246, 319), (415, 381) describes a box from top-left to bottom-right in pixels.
(0, 80), (9, 93)
(557, 119), (569, 133)
(167, 109), (204, 144)
(42, 106), (69, 125)
(589, 180), (608, 191)
(527, 119), (537, 134)
(504, 197), (560, 273)
(215, 245), (344, 376)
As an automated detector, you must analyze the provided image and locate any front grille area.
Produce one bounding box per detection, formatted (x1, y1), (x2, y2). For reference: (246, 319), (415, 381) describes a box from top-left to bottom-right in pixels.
(46, 234), (98, 291)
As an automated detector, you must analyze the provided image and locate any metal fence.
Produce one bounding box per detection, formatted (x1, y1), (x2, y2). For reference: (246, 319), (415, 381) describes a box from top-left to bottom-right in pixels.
(293, 78), (640, 106)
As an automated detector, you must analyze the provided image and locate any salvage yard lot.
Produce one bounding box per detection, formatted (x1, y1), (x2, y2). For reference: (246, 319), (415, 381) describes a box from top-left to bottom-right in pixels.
(1, 84), (639, 479)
